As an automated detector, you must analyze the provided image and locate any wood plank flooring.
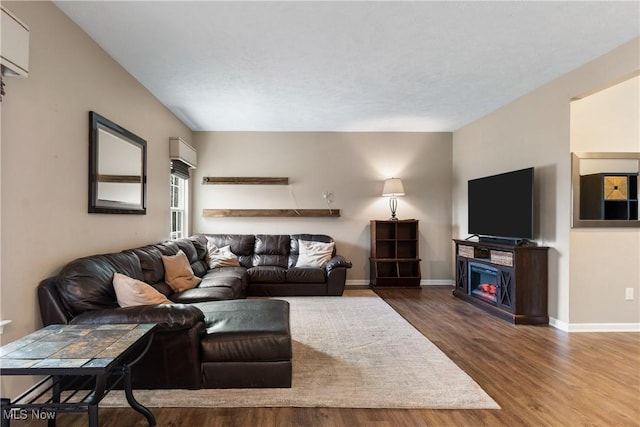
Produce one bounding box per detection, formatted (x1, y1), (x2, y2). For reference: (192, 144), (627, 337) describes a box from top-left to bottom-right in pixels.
(12, 287), (640, 426)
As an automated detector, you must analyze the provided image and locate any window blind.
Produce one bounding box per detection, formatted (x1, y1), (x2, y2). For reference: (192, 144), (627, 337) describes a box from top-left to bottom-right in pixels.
(171, 159), (191, 180)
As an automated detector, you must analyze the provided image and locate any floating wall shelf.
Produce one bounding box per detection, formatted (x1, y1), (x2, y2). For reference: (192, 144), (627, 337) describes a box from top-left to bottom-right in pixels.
(202, 177), (289, 185)
(97, 174), (142, 183)
(203, 209), (340, 218)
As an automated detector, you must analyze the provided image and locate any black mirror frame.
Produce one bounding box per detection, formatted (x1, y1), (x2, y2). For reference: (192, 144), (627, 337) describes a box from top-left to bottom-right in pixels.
(89, 111), (147, 215)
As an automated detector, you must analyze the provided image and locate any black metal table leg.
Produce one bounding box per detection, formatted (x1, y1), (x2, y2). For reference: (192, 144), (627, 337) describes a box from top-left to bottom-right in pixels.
(88, 374), (106, 427)
(123, 366), (155, 426)
(48, 376), (60, 427)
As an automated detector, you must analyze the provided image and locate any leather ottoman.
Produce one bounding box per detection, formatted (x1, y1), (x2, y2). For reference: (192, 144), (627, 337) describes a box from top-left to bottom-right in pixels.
(194, 299), (292, 388)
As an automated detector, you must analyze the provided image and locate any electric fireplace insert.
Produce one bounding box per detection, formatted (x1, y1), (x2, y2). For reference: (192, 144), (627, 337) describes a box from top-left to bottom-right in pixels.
(468, 262), (499, 305)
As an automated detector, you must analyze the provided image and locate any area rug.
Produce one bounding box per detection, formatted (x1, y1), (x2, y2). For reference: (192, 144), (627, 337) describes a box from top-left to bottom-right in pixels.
(104, 290), (499, 409)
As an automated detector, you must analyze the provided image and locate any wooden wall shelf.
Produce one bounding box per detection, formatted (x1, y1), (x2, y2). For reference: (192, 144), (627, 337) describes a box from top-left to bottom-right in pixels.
(202, 209), (340, 218)
(202, 177), (289, 185)
(97, 174), (142, 183)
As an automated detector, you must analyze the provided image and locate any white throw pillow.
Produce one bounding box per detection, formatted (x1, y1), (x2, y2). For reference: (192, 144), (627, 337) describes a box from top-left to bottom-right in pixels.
(113, 273), (172, 307)
(296, 240), (335, 268)
(207, 244), (241, 269)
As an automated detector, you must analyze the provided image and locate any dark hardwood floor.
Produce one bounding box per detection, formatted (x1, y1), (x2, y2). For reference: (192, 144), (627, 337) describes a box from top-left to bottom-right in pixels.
(14, 287), (640, 426)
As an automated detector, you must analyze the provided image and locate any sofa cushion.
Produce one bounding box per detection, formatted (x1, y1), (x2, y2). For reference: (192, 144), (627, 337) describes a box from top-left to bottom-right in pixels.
(150, 281), (174, 297)
(204, 234), (255, 268)
(191, 260), (209, 278)
(189, 235), (208, 260)
(247, 266), (286, 283)
(253, 235), (289, 267)
(195, 299), (291, 363)
(285, 267), (326, 283)
(56, 252), (144, 316)
(112, 273), (172, 307)
(154, 240), (180, 256)
(288, 234), (335, 268)
(173, 238), (199, 263)
(162, 250), (202, 292)
(201, 267), (247, 291)
(170, 286), (236, 303)
(296, 240), (335, 268)
(129, 245), (165, 286)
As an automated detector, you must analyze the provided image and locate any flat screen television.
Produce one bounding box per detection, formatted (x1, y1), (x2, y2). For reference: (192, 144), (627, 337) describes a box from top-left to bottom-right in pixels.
(468, 167), (534, 242)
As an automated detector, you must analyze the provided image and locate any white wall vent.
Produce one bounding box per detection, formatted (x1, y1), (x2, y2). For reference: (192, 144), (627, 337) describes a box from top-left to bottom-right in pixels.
(1, 6), (30, 77)
(169, 137), (197, 168)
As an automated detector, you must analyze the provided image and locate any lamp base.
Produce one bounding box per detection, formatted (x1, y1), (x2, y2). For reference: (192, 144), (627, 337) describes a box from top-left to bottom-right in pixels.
(388, 196), (399, 221)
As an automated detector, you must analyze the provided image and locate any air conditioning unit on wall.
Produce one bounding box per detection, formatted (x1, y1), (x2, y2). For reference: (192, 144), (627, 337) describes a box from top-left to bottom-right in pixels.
(170, 137), (197, 168)
(1, 6), (30, 77)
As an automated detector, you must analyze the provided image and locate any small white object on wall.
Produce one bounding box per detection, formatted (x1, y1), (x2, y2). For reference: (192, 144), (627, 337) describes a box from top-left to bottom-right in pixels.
(170, 137), (197, 168)
(1, 6), (30, 77)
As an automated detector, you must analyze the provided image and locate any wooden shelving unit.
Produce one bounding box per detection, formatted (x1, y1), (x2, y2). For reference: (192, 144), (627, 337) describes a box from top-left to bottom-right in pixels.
(369, 220), (421, 288)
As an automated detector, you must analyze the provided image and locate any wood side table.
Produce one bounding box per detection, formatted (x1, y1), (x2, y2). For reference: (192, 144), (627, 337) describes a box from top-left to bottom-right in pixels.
(0, 323), (156, 427)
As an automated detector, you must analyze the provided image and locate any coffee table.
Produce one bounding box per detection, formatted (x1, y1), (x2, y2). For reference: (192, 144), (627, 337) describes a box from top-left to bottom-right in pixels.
(0, 323), (156, 427)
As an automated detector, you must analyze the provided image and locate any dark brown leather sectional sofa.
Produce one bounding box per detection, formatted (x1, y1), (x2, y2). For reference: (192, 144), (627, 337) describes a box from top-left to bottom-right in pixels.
(37, 233), (351, 389)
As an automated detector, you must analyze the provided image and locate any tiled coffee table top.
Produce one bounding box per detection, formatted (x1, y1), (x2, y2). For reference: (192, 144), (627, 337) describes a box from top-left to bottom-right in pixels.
(0, 324), (155, 370)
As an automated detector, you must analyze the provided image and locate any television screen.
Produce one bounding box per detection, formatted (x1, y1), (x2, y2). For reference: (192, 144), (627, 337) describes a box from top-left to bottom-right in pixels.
(468, 167), (534, 240)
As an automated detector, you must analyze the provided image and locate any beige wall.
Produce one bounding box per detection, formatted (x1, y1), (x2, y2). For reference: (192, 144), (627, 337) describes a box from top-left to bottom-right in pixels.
(452, 38), (639, 327)
(192, 131), (453, 284)
(569, 76), (640, 326)
(0, 1), (192, 397)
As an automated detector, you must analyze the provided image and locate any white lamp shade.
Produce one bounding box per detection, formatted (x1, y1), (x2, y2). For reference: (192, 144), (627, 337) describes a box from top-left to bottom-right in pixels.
(382, 178), (405, 196)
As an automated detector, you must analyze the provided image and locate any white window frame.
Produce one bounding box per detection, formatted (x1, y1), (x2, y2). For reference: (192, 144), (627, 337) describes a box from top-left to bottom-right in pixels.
(170, 175), (188, 239)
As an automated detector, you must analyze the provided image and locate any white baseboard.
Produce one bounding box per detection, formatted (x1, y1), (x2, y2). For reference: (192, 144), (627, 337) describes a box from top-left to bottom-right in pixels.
(345, 280), (369, 288)
(550, 317), (640, 332)
(345, 280), (454, 288)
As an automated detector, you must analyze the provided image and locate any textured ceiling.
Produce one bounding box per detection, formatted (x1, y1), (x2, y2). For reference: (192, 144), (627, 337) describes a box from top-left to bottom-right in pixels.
(54, 1), (640, 132)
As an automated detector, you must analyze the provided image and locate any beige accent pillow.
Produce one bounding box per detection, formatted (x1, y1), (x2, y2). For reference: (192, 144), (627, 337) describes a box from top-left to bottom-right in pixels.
(207, 244), (241, 269)
(162, 250), (202, 292)
(113, 273), (172, 308)
(296, 240), (335, 268)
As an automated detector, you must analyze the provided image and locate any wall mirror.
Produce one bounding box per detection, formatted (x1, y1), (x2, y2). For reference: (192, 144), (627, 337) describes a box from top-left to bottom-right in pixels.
(571, 152), (639, 228)
(89, 111), (147, 214)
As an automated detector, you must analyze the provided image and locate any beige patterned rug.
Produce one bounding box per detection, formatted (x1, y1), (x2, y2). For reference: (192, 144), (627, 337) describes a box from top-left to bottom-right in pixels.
(104, 290), (499, 409)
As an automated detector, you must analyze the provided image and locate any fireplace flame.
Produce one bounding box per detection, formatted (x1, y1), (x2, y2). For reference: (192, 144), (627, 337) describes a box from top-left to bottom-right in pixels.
(479, 283), (497, 294)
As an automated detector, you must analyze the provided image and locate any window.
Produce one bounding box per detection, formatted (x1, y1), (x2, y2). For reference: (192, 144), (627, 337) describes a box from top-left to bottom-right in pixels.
(170, 175), (187, 239)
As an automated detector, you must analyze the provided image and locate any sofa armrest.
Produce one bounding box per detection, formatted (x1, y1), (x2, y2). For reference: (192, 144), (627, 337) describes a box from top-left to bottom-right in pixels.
(70, 304), (204, 332)
(326, 256), (351, 296)
(38, 277), (73, 326)
(326, 255), (352, 272)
